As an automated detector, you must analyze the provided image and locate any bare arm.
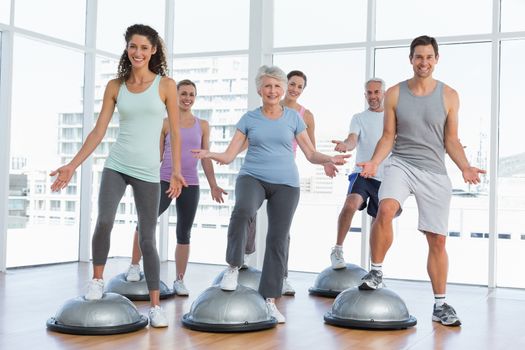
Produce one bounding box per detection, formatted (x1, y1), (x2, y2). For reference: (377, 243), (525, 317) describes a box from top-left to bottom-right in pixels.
(443, 86), (486, 184)
(358, 85), (398, 177)
(332, 133), (358, 153)
(296, 130), (350, 165)
(200, 120), (227, 203)
(50, 79), (119, 191)
(303, 109), (316, 147)
(193, 129), (247, 164)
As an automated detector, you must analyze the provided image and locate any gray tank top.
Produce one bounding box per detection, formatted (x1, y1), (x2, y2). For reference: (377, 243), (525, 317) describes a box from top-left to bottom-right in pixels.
(392, 80), (447, 174)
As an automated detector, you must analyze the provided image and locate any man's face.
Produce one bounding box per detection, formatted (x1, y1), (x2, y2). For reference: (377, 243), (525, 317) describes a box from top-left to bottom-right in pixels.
(365, 81), (384, 111)
(410, 44), (439, 79)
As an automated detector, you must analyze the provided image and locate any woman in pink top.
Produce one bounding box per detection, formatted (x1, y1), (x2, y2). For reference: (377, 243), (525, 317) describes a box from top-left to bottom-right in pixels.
(126, 80), (226, 296)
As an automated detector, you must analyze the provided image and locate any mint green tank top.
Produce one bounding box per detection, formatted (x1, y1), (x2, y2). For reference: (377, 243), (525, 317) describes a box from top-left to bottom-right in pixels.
(104, 75), (166, 182)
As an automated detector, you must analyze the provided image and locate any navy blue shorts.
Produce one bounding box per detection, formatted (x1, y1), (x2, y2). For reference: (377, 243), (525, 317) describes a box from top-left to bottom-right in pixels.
(347, 172), (381, 217)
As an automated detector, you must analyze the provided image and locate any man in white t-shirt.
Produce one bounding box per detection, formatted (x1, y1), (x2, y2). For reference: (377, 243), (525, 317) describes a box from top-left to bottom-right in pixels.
(330, 78), (386, 269)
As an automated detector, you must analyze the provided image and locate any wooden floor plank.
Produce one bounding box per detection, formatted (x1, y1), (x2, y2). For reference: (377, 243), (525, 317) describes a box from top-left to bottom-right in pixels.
(0, 259), (524, 350)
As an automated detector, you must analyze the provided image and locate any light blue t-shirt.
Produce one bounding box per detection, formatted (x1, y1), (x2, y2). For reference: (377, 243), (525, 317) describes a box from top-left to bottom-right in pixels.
(237, 107), (306, 187)
(349, 109), (385, 181)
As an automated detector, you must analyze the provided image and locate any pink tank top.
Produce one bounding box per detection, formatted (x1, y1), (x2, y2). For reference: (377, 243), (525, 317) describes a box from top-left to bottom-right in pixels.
(292, 106), (306, 155)
(159, 117), (202, 185)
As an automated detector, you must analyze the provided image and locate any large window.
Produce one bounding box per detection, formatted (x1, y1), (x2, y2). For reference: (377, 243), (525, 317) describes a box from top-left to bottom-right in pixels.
(8, 36), (84, 267)
(13, 0), (85, 44)
(375, 43), (491, 284)
(501, 0), (525, 32)
(0, 0), (9, 24)
(274, 50), (366, 272)
(274, 0), (367, 48)
(497, 39), (525, 288)
(173, 0), (249, 54)
(376, 0), (492, 40)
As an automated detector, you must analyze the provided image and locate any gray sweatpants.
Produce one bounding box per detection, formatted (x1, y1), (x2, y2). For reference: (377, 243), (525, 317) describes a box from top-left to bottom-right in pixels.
(226, 175), (300, 298)
(92, 168), (161, 291)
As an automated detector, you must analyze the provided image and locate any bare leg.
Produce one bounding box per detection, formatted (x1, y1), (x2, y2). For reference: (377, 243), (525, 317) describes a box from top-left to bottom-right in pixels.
(175, 244), (190, 280)
(149, 290), (160, 307)
(131, 229), (142, 265)
(92, 264), (105, 280)
(425, 232), (448, 295)
(370, 199), (399, 263)
(336, 194), (364, 245)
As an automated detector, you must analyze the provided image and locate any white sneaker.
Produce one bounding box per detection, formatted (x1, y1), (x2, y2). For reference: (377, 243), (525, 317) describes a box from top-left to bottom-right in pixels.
(173, 279), (189, 296)
(266, 299), (285, 323)
(220, 266), (239, 291)
(149, 305), (168, 328)
(126, 264), (141, 282)
(282, 278), (295, 296)
(85, 278), (104, 300)
(330, 246), (346, 270)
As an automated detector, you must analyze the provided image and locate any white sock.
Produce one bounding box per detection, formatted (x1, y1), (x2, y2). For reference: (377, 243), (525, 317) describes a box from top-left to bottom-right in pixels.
(334, 244), (343, 250)
(370, 262), (382, 272)
(434, 294), (446, 307)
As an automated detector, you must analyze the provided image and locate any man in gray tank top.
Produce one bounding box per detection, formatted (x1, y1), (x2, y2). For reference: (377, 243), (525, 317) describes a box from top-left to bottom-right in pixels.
(356, 35), (486, 327)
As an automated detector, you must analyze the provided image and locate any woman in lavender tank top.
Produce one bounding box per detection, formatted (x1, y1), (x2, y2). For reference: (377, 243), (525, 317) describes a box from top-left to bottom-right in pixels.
(125, 80), (227, 296)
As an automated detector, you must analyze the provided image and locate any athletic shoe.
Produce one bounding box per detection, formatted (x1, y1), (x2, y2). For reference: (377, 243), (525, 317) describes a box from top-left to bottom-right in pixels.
(330, 246), (346, 270)
(220, 266), (239, 291)
(266, 299), (285, 323)
(432, 303), (462, 326)
(125, 264), (141, 282)
(282, 278), (296, 296)
(358, 270), (385, 290)
(149, 305), (168, 328)
(85, 278), (104, 300)
(173, 279), (189, 296)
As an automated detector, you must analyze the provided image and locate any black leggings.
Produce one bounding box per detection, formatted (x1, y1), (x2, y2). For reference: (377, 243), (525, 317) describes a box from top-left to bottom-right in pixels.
(157, 181), (200, 244)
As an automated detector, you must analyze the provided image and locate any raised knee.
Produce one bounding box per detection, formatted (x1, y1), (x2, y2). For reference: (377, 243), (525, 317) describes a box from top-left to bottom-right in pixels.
(377, 201), (398, 220)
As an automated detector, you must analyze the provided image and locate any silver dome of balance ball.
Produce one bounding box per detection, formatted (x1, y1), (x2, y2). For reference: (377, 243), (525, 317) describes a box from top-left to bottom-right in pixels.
(324, 287), (417, 330)
(309, 263), (368, 298)
(46, 292), (148, 335)
(105, 273), (175, 301)
(182, 285), (277, 332)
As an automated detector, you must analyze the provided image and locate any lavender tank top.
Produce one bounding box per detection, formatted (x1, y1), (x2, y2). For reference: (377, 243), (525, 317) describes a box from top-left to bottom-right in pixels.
(160, 117), (202, 185)
(291, 106), (306, 154)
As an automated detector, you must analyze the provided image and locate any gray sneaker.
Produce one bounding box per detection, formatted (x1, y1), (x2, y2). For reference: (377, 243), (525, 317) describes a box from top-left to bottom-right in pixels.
(432, 303), (462, 326)
(358, 270), (385, 290)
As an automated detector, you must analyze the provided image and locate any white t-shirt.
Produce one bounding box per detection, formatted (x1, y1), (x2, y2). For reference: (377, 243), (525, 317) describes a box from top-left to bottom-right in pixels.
(349, 109), (385, 181)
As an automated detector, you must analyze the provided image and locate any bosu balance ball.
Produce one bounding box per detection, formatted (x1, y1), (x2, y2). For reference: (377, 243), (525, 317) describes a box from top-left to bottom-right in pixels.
(182, 285), (277, 332)
(324, 287), (417, 329)
(309, 263), (368, 297)
(105, 273), (175, 301)
(46, 292), (148, 335)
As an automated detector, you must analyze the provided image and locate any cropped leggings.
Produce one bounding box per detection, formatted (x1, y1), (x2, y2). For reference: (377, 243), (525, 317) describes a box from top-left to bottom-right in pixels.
(92, 168), (160, 291)
(226, 175), (300, 298)
(156, 181), (200, 245)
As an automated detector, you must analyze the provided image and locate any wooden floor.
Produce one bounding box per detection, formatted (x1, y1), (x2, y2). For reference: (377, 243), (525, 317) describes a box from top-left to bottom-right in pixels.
(1, 259), (524, 350)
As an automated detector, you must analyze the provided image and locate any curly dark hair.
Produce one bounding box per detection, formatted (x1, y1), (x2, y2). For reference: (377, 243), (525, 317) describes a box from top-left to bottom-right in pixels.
(117, 24), (168, 82)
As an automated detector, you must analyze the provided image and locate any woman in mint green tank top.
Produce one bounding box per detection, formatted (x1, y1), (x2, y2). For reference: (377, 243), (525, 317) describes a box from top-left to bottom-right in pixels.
(50, 24), (186, 328)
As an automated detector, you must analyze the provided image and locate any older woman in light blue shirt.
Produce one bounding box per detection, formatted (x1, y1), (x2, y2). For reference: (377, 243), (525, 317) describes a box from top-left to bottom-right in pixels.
(192, 65), (349, 323)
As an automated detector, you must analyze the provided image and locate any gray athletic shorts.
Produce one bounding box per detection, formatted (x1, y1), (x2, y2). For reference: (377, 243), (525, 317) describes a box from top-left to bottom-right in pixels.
(378, 157), (452, 235)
